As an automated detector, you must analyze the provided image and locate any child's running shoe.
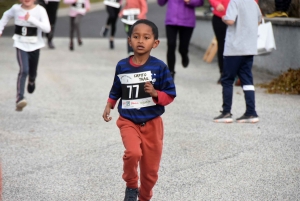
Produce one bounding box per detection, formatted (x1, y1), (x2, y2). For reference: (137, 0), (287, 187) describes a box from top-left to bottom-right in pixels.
(236, 114), (259, 123)
(16, 99), (27, 112)
(213, 112), (233, 123)
(100, 26), (108, 37)
(124, 187), (139, 201)
(27, 82), (35, 93)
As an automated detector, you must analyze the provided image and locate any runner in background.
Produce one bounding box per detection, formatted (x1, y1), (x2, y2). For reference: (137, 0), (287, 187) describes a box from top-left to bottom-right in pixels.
(100, 0), (122, 49)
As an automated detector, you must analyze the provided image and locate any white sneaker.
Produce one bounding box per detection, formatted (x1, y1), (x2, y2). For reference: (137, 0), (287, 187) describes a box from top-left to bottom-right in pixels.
(16, 99), (27, 112)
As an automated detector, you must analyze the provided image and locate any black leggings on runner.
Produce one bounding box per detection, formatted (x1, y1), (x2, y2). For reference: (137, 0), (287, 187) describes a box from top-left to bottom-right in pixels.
(106, 6), (120, 37)
(275, 0), (291, 12)
(165, 25), (194, 74)
(70, 15), (83, 43)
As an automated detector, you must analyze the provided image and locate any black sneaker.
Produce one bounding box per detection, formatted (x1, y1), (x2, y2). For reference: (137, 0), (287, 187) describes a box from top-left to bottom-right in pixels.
(27, 82), (35, 93)
(100, 26), (108, 37)
(48, 41), (55, 49)
(124, 187), (139, 201)
(110, 40), (114, 49)
(213, 112), (233, 123)
(236, 114), (259, 123)
(181, 54), (189, 68)
(16, 98), (27, 111)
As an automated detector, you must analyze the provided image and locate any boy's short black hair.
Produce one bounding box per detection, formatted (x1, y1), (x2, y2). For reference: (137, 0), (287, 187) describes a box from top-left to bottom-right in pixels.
(128, 19), (159, 40)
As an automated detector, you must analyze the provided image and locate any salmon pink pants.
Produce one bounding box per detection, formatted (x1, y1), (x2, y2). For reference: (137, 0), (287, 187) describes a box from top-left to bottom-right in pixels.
(117, 115), (164, 201)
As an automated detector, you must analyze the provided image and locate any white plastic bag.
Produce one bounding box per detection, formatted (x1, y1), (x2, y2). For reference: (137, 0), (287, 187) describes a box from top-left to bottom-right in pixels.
(257, 18), (276, 55)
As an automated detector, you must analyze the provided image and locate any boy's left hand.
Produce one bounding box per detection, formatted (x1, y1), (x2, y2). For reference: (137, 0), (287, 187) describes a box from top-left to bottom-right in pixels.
(144, 81), (158, 98)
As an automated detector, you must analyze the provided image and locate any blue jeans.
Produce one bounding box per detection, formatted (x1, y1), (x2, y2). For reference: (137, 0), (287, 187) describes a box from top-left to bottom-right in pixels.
(16, 48), (40, 102)
(221, 55), (257, 116)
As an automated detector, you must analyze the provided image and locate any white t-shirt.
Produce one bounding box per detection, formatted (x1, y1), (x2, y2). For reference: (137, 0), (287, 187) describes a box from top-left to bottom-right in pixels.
(223, 0), (262, 56)
(0, 4), (51, 52)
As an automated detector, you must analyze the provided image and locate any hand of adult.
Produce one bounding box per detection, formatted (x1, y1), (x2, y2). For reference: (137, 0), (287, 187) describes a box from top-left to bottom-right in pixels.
(216, 3), (225, 12)
(184, 0), (190, 4)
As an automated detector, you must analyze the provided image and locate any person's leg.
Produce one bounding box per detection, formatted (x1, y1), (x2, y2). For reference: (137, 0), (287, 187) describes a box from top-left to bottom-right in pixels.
(101, 5), (114, 37)
(69, 17), (75, 50)
(125, 24), (133, 54)
(212, 15), (227, 83)
(27, 49), (40, 94)
(45, 1), (60, 48)
(178, 26), (194, 68)
(15, 48), (29, 110)
(138, 117), (163, 201)
(166, 25), (178, 77)
(221, 56), (242, 114)
(237, 56), (258, 117)
(75, 15), (83, 45)
(109, 7), (120, 49)
(116, 116), (141, 200)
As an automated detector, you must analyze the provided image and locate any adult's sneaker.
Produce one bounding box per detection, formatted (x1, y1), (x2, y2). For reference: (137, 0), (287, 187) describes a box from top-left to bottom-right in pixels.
(16, 99), (27, 111)
(181, 54), (189, 68)
(213, 112), (233, 123)
(236, 114), (259, 123)
(27, 82), (35, 93)
(124, 187), (139, 201)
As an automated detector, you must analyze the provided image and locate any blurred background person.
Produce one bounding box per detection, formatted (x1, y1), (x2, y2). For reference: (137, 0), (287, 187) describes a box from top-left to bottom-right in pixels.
(119, 0), (148, 55)
(157, 0), (204, 79)
(38, 0), (60, 49)
(266, 0), (291, 17)
(100, 0), (122, 49)
(64, 0), (90, 51)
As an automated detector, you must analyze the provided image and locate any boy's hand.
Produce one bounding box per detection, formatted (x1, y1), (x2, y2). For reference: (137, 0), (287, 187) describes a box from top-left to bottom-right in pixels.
(144, 81), (158, 98)
(103, 104), (112, 122)
(25, 12), (30, 21)
(184, 0), (190, 4)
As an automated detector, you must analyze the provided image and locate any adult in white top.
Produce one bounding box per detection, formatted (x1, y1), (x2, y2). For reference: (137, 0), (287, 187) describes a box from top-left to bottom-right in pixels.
(38, 0), (60, 49)
(0, 0), (50, 111)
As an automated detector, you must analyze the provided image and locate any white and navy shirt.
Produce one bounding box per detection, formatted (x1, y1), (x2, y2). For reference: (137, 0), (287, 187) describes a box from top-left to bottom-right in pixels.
(0, 4), (51, 52)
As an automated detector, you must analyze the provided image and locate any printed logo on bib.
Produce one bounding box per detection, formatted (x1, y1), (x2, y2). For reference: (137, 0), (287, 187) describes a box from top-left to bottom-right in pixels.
(118, 71), (155, 109)
(104, 0), (121, 8)
(121, 9), (140, 25)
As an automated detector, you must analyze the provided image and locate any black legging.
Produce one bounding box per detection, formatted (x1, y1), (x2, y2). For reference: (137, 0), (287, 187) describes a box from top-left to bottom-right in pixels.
(166, 25), (194, 74)
(212, 15), (227, 75)
(38, 0), (59, 42)
(70, 15), (83, 43)
(275, 0), (292, 12)
(106, 6), (120, 37)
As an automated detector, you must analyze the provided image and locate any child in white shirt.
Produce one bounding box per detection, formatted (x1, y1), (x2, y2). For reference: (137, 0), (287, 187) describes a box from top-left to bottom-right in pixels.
(0, 0), (51, 111)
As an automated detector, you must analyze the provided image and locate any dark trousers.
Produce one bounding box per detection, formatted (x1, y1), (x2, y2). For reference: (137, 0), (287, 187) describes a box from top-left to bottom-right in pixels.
(38, 1), (60, 42)
(221, 56), (257, 116)
(106, 6), (120, 37)
(124, 24), (133, 53)
(70, 15), (83, 43)
(165, 25), (194, 74)
(275, 0), (292, 12)
(16, 48), (40, 102)
(212, 15), (227, 75)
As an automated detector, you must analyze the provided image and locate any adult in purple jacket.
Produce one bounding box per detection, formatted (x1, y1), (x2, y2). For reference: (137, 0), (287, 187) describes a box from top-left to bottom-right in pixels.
(158, 0), (203, 79)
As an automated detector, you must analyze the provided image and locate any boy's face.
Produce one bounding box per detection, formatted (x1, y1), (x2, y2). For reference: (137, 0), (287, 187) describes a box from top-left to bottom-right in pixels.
(128, 23), (159, 55)
(20, 0), (35, 8)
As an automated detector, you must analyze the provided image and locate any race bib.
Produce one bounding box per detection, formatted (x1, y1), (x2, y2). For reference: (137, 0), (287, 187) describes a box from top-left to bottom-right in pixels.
(118, 71), (155, 109)
(13, 25), (38, 43)
(104, 0), (121, 8)
(71, 0), (85, 13)
(121, 8), (140, 25)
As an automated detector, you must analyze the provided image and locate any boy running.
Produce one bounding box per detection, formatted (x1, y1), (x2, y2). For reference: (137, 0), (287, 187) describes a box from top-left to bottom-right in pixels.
(0, 0), (51, 111)
(102, 19), (176, 201)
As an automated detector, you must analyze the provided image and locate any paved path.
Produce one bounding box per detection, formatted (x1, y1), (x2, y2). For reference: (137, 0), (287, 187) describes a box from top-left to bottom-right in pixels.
(0, 2), (300, 201)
